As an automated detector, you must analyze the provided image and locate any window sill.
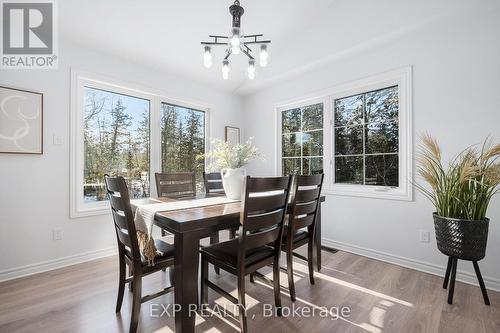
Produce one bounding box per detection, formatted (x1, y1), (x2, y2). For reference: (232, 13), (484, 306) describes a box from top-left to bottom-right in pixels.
(70, 204), (110, 219)
(322, 185), (412, 201)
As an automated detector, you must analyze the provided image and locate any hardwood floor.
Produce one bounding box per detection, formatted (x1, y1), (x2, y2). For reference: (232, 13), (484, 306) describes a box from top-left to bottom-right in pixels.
(1, 244), (499, 333)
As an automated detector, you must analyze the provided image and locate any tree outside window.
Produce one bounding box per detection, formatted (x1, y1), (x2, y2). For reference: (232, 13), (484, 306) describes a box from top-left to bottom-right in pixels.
(160, 103), (206, 190)
(334, 86), (399, 186)
(83, 87), (150, 202)
(281, 103), (324, 176)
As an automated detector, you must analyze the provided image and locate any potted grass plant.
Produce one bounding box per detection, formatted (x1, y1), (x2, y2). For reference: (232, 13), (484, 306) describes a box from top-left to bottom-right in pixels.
(415, 135), (499, 305)
(205, 137), (261, 200)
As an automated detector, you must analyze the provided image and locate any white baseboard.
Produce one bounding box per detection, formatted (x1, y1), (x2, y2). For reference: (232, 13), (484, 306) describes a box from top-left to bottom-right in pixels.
(2, 239), (499, 294)
(0, 247), (117, 283)
(323, 238), (500, 292)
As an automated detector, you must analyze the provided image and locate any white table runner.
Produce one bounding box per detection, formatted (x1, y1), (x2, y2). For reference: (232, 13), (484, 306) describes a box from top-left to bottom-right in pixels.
(131, 196), (239, 237)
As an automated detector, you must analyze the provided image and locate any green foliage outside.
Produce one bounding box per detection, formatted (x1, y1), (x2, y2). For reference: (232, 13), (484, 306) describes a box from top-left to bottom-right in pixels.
(160, 103), (205, 190)
(83, 89), (206, 201)
(84, 88), (150, 202)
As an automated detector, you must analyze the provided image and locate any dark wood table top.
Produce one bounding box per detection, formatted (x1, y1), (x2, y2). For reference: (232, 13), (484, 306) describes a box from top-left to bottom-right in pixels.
(151, 193), (325, 234)
(152, 194), (241, 233)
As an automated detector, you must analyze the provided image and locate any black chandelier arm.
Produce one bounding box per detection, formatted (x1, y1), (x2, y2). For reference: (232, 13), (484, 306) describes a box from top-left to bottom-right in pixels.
(243, 40), (271, 45)
(200, 41), (230, 46)
(241, 47), (254, 60)
(201, 40), (271, 46)
(222, 48), (253, 61)
(242, 34), (263, 38)
(201, 33), (270, 45)
(243, 44), (252, 54)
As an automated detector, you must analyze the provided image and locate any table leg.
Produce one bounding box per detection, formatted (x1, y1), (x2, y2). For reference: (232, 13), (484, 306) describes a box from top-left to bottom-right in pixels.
(315, 204), (322, 271)
(174, 231), (200, 333)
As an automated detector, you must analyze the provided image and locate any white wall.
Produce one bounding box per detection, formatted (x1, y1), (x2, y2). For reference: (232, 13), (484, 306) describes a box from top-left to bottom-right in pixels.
(0, 40), (243, 280)
(1, 0), (499, 292)
(242, 4), (500, 289)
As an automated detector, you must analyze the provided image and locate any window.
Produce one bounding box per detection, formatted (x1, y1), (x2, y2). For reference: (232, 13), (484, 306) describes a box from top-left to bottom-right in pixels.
(83, 87), (150, 202)
(160, 103), (206, 189)
(71, 70), (211, 217)
(281, 103), (324, 175)
(276, 67), (412, 201)
(334, 86), (398, 186)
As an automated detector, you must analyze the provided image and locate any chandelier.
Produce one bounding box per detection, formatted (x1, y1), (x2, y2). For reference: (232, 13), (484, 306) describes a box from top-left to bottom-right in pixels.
(200, 0), (271, 80)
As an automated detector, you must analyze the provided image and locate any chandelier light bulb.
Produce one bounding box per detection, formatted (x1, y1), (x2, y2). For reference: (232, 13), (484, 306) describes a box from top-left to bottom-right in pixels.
(230, 35), (240, 48)
(259, 44), (268, 67)
(231, 46), (240, 55)
(248, 59), (255, 80)
(230, 27), (241, 48)
(203, 46), (212, 68)
(222, 60), (230, 80)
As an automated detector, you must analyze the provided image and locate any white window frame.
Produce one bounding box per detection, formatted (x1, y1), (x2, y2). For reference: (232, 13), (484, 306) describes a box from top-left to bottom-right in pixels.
(70, 70), (210, 218)
(276, 67), (412, 201)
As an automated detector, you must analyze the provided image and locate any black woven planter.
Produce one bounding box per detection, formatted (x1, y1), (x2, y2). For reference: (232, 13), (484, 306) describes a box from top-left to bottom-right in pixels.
(433, 213), (489, 261)
(433, 213), (491, 305)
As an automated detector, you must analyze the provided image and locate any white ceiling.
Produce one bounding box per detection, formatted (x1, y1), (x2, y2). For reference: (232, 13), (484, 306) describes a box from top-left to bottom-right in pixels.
(60, 0), (479, 96)
(60, 0), (336, 93)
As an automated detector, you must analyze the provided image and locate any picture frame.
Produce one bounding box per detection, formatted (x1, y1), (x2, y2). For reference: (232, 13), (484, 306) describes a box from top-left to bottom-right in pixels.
(225, 126), (240, 145)
(0, 86), (43, 154)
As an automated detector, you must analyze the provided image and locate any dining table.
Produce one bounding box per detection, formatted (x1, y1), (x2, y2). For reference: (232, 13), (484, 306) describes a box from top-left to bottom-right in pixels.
(152, 193), (326, 333)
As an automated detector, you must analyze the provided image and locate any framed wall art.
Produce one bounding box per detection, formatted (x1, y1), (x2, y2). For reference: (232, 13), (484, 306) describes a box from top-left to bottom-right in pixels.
(0, 86), (43, 154)
(225, 126), (240, 146)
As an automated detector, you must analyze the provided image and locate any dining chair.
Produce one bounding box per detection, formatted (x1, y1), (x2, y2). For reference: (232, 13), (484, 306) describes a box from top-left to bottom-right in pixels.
(104, 175), (175, 333)
(203, 171), (225, 194)
(155, 172), (196, 198)
(200, 176), (292, 333)
(282, 174), (324, 302)
(155, 172), (221, 273)
(155, 172), (196, 239)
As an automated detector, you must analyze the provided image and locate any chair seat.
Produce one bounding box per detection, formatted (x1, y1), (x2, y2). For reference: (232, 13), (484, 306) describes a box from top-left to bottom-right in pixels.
(282, 226), (309, 244)
(200, 238), (274, 268)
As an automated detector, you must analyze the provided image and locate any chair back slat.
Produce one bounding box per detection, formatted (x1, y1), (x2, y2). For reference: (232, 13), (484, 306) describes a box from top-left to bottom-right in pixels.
(160, 182), (194, 193)
(238, 176), (292, 266)
(155, 172), (196, 198)
(207, 182), (224, 191)
(246, 177), (290, 193)
(105, 176), (122, 193)
(104, 175), (141, 261)
(293, 200), (318, 216)
(115, 225), (133, 248)
(245, 192), (288, 215)
(288, 174), (324, 233)
(204, 172), (222, 180)
(295, 187), (321, 203)
(292, 214), (315, 230)
(111, 209), (129, 230)
(108, 193), (126, 212)
(296, 174), (324, 187)
(244, 210), (283, 232)
(203, 172), (225, 194)
(244, 226), (281, 249)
